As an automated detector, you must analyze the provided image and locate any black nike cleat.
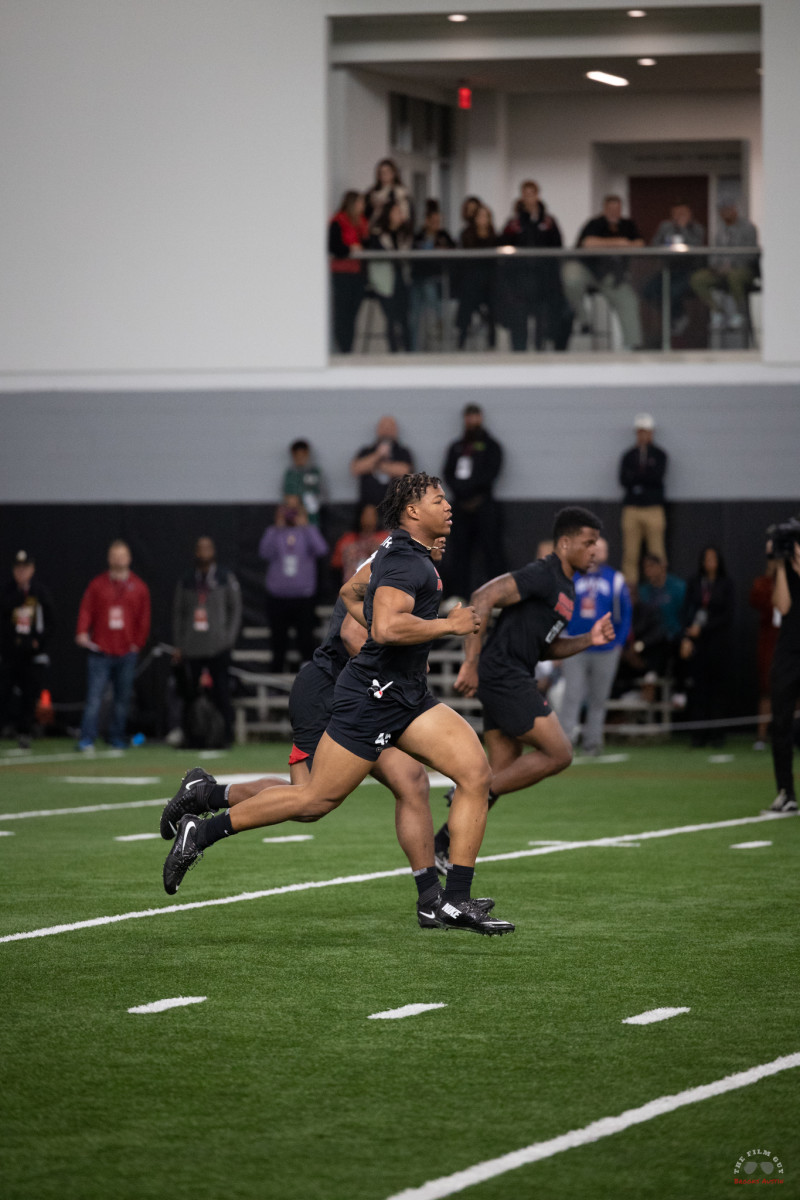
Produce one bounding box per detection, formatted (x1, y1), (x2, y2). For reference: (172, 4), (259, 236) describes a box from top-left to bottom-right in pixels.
(436, 898), (515, 936)
(160, 767), (218, 839)
(163, 813), (204, 895)
(417, 892), (496, 929)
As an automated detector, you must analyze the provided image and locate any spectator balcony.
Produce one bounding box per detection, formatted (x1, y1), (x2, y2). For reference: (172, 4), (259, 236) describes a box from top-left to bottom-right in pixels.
(332, 246), (761, 359)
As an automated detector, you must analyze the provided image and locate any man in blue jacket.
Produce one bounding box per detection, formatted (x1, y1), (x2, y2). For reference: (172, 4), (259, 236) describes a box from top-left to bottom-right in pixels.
(559, 538), (632, 756)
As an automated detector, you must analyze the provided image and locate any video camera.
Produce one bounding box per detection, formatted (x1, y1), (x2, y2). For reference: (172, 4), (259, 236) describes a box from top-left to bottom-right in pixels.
(767, 516), (800, 560)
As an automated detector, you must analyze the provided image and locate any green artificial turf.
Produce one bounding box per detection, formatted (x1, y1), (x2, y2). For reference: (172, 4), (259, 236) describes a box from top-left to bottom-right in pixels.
(0, 738), (797, 1200)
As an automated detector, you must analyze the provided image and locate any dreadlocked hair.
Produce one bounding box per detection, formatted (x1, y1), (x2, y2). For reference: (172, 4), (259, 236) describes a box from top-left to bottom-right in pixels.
(379, 472), (442, 530)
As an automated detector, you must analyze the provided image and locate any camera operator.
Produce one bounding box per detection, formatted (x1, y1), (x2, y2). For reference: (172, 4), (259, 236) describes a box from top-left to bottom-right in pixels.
(766, 520), (800, 813)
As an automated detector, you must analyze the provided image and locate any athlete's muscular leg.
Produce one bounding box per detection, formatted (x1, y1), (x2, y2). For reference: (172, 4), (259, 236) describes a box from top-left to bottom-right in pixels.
(397, 705), (491, 866)
(225, 761), (310, 807)
(486, 712), (573, 797)
(370, 748), (434, 872)
(229, 733), (372, 830)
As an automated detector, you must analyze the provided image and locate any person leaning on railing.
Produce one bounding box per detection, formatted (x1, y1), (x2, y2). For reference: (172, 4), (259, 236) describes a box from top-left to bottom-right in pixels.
(499, 180), (572, 352)
(328, 190), (369, 354)
(456, 204), (498, 350)
(366, 202), (414, 353)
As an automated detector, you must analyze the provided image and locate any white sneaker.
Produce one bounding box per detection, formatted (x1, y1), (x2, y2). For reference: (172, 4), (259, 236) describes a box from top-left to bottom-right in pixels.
(764, 790), (798, 814)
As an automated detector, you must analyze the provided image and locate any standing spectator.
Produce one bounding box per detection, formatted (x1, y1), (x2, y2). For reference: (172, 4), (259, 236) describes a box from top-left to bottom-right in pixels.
(410, 199), (455, 351)
(259, 497), (328, 674)
(456, 204), (498, 350)
(442, 403), (506, 599)
(680, 546), (734, 746)
(367, 203), (413, 352)
(636, 554), (687, 676)
(0, 551), (55, 748)
(766, 529), (800, 812)
(330, 504), (387, 584)
(75, 541), (150, 751)
(350, 416), (414, 509)
(558, 538), (632, 755)
(499, 180), (572, 352)
(690, 203), (759, 333)
(643, 200), (706, 338)
(619, 413), (668, 586)
(561, 194), (644, 350)
(172, 536), (242, 747)
(282, 439), (324, 527)
(458, 195), (482, 242)
(329, 191), (369, 354)
(749, 559), (780, 750)
(364, 158), (413, 228)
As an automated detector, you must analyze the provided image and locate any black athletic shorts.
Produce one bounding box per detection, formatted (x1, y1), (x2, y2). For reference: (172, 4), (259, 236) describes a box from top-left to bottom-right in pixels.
(478, 671), (551, 738)
(288, 662), (336, 762)
(326, 661), (440, 762)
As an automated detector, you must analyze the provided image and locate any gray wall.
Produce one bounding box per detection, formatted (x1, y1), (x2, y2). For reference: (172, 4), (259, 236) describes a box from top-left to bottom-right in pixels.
(3, 382), (798, 503)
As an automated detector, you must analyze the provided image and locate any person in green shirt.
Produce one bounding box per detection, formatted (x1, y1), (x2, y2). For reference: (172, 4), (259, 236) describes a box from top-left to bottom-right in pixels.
(282, 439), (323, 527)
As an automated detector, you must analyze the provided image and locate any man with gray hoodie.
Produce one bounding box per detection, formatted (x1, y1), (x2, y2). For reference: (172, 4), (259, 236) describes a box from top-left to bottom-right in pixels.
(173, 536), (242, 745)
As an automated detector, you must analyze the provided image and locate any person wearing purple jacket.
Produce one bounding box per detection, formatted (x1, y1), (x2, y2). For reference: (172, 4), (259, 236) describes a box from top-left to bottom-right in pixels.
(259, 496), (328, 674)
(558, 538), (632, 755)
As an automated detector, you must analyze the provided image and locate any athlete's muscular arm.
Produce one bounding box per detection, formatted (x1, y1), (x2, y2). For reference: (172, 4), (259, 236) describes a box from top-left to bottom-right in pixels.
(339, 559), (373, 628)
(546, 614), (615, 660)
(371, 587), (480, 645)
(341, 612), (368, 657)
(454, 573), (521, 697)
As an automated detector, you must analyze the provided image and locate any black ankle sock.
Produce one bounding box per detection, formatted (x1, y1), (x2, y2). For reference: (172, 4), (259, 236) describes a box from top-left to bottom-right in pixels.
(195, 810), (234, 850)
(433, 823), (450, 854)
(413, 867), (440, 904)
(208, 783), (228, 811)
(443, 863), (474, 904)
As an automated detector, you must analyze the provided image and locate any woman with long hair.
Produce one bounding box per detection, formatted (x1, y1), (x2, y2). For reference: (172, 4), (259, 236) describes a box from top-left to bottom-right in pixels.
(365, 158), (413, 229)
(328, 190), (369, 353)
(367, 202), (413, 352)
(456, 204), (498, 349)
(680, 545), (735, 746)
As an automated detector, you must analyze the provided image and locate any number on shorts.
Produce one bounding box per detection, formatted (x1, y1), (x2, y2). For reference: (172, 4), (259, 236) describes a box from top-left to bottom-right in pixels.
(374, 732), (391, 747)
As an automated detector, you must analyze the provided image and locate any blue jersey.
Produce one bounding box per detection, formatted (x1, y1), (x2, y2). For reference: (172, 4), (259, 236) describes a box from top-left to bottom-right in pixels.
(566, 564), (631, 653)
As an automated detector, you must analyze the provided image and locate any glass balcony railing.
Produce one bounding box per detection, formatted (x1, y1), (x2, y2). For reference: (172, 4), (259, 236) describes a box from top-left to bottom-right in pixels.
(330, 246), (761, 357)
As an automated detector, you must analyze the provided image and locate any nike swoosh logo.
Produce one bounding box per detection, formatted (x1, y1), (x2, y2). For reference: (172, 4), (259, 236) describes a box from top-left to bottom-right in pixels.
(181, 821), (196, 853)
(185, 778), (202, 790)
(419, 910), (437, 920)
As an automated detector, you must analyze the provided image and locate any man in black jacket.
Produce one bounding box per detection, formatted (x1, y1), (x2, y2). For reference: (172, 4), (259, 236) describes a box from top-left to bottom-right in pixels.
(619, 413), (668, 586)
(500, 180), (572, 352)
(442, 404), (506, 599)
(0, 551), (55, 748)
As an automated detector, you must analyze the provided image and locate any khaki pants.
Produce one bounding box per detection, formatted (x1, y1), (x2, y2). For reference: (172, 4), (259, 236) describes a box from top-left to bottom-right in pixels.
(561, 261), (643, 350)
(690, 266), (755, 312)
(622, 505), (666, 586)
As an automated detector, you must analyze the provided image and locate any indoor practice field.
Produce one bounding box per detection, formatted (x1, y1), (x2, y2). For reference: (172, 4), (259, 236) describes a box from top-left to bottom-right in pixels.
(1, 737), (797, 1200)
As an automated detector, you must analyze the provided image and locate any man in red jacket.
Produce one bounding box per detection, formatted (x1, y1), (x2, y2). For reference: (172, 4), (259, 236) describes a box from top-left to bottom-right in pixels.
(75, 541), (150, 750)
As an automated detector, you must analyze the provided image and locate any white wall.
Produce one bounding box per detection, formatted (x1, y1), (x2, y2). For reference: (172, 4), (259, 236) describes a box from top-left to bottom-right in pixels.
(505, 90), (761, 243)
(0, 0), (327, 374)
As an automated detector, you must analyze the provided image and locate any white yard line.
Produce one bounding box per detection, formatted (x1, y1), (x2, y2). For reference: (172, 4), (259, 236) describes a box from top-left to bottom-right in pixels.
(730, 840), (772, 849)
(262, 835), (314, 843)
(384, 1052), (800, 1200)
(0, 831), (15, 838)
(0, 750), (125, 767)
(573, 753), (630, 765)
(115, 833), (161, 842)
(622, 1007), (690, 1025)
(0, 799), (167, 820)
(368, 1003), (447, 1021)
(58, 776), (160, 785)
(0, 812), (792, 946)
(128, 996), (206, 1014)
(708, 754), (735, 764)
